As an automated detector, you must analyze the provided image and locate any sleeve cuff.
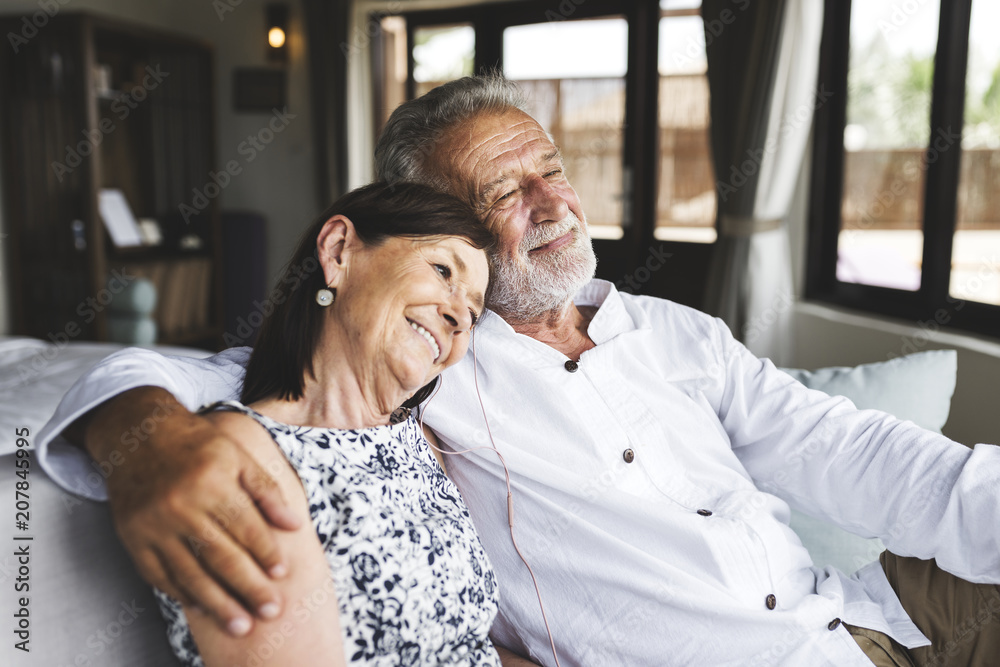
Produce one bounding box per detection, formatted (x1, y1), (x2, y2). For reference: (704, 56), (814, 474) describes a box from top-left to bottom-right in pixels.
(35, 374), (176, 501)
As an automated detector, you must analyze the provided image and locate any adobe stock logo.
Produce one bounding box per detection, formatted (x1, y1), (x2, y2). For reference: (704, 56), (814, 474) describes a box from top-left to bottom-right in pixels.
(616, 245), (673, 294)
(6, 0), (72, 53)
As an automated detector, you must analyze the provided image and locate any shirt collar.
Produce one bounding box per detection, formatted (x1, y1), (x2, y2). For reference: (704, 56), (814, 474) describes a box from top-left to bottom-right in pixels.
(574, 279), (648, 345)
(477, 279), (649, 350)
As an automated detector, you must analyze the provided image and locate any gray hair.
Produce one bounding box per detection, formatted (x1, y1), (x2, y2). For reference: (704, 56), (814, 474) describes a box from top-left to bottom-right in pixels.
(374, 73), (530, 189)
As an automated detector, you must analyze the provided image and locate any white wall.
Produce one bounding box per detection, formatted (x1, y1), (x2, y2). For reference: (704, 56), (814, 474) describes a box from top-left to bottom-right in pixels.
(197, 0), (318, 287)
(0, 0), (318, 334)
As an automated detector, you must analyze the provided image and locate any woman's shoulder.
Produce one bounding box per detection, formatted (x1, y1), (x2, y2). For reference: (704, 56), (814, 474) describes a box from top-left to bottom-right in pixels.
(198, 400), (427, 470)
(202, 400), (333, 447)
(197, 401), (293, 466)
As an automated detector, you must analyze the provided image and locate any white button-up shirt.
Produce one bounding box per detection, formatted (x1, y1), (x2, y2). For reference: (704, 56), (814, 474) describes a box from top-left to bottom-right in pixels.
(37, 280), (1000, 666)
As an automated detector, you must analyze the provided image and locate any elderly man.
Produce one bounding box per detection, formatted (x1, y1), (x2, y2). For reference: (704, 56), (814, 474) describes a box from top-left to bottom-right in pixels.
(39, 76), (1000, 666)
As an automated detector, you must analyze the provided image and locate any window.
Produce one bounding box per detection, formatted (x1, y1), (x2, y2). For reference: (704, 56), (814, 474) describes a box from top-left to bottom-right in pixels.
(413, 24), (475, 98)
(373, 17), (475, 136)
(950, 0), (1000, 307)
(809, 0), (1000, 337)
(504, 18), (628, 239)
(370, 0), (718, 309)
(657, 2), (716, 244)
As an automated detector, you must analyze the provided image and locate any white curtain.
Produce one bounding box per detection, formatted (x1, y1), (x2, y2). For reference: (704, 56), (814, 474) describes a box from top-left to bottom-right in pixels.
(746, 0), (822, 362)
(347, 0), (378, 189)
(704, 0), (823, 366)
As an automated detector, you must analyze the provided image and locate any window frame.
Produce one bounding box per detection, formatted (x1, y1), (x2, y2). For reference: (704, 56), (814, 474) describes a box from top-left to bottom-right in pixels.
(807, 0), (1000, 338)
(372, 0), (717, 311)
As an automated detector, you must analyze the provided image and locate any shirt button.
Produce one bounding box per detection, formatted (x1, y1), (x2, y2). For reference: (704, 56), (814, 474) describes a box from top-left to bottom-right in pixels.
(564, 360), (579, 372)
(622, 448), (635, 463)
(828, 618), (842, 631)
(765, 594), (777, 610)
(696, 509), (713, 517)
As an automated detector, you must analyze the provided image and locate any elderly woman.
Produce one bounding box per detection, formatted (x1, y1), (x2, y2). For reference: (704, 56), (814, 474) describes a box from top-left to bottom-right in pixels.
(152, 182), (500, 666)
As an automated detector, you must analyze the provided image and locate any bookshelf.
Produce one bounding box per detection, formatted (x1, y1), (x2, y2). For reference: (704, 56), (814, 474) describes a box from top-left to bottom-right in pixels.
(0, 12), (222, 348)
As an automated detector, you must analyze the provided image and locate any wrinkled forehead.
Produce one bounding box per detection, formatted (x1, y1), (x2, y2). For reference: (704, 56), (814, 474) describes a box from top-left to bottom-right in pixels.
(428, 109), (556, 202)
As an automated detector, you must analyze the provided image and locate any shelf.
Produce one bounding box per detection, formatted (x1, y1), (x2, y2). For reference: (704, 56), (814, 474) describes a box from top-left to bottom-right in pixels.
(0, 12), (220, 346)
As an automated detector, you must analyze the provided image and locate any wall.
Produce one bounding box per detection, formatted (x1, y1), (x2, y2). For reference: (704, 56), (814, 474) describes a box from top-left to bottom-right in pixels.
(0, 0), (317, 334)
(198, 0), (317, 289)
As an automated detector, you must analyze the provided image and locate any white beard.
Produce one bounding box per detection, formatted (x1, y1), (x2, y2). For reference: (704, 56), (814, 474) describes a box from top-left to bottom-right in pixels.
(487, 211), (597, 322)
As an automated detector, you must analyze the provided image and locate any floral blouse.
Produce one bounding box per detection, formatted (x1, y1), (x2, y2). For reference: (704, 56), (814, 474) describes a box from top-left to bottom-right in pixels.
(154, 401), (501, 666)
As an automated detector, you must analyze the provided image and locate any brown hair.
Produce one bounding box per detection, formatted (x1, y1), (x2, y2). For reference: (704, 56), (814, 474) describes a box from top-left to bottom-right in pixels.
(241, 181), (494, 408)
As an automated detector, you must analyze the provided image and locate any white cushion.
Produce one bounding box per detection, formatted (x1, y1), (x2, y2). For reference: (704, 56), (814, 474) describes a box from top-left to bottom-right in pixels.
(780, 349), (957, 433)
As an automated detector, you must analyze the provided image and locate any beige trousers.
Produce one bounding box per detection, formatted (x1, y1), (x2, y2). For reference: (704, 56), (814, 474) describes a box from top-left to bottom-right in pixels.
(846, 552), (1000, 667)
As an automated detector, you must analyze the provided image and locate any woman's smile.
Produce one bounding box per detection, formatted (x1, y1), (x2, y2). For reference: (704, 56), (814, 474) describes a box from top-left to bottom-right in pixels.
(407, 318), (441, 362)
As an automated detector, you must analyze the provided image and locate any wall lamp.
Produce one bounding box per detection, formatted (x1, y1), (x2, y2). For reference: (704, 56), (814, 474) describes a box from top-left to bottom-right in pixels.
(266, 3), (289, 63)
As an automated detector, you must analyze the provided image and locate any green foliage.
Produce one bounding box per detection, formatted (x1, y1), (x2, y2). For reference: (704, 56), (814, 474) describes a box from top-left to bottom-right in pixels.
(962, 60), (1000, 147)
(848, 33), (1000, 149)
(846, 36), (935, 148)
(984, 64), (1000, 113)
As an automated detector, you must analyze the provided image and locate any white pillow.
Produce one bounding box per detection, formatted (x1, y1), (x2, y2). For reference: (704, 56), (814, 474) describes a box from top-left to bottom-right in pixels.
(779, 349), (957, 433)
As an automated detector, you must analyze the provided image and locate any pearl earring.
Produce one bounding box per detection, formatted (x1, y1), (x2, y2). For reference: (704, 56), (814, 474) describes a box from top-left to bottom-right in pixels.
(315, 287), (335, 307)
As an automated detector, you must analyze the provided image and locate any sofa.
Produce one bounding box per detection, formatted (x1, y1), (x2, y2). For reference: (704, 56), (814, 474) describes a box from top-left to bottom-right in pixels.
(0, 337), (211, 666)
(0, 336), (959, 665)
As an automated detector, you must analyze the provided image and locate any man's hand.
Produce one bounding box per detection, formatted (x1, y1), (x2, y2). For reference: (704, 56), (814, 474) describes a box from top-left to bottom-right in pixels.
(77, 387), (302, 636)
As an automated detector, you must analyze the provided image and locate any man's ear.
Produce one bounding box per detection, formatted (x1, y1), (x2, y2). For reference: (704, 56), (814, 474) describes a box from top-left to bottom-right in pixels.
(315, 214), (359, 288)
